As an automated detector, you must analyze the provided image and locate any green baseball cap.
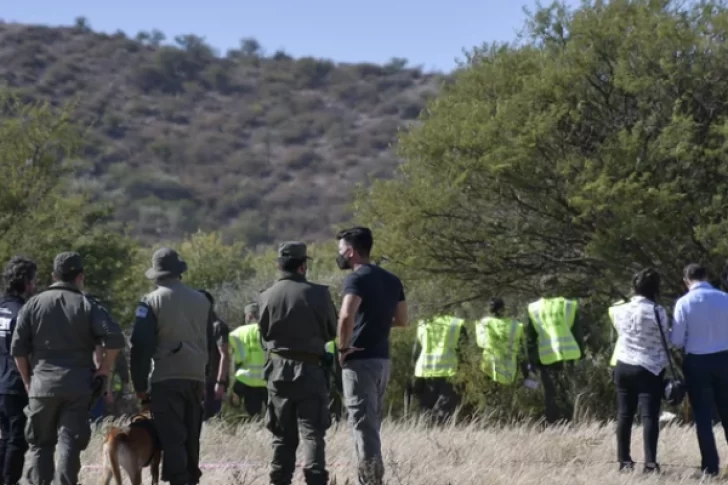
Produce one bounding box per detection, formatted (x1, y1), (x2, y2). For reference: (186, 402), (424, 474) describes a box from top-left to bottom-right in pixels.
(277, 241), (311, 260)
(53, 252), (83, 275)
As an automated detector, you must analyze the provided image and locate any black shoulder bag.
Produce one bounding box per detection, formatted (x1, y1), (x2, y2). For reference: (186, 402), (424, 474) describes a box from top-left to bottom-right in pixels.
(653, 305), (685, 407)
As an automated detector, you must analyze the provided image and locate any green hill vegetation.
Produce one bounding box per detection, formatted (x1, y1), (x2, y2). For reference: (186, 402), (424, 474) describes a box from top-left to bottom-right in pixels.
(0, 18), (447, 246)
(8, 0), (728, 425)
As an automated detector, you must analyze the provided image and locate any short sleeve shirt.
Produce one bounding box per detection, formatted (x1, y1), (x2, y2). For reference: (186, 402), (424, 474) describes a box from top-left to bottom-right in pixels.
(342, 264), (405, 360)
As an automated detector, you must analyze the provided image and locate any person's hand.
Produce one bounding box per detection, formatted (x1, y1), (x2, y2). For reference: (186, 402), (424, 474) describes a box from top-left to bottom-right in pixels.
(136, 392), (149, 402)
(338, 347), (364, 367)
(214, 383), (226, 400)
(94, 367), (110, 378)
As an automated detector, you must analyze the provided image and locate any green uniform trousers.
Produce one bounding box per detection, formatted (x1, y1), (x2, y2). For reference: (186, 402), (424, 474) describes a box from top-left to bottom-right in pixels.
(24, 394), (92, 485)
(150, 379), (204, 485)
(265, 356), (331, 485)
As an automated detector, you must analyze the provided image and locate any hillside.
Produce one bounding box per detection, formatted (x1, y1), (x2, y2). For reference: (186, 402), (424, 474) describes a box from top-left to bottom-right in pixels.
(0, 20), (447, 246)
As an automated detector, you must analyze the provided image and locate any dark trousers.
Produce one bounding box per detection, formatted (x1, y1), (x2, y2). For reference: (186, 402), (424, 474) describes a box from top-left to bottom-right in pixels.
(683, 350), (728, 475)
(413, 377), (460, 424)
(539, 361), (572, 423)
(151, 379), (204, 485)
(329, 387), (343, 423)
(0, 394), (28, 485)
(265, 357), (330, 485)
(614, 361), (663, 465)
(24, 394), (91, 485)
(203, 379), (222, 421)
(232, 381), (268, 418)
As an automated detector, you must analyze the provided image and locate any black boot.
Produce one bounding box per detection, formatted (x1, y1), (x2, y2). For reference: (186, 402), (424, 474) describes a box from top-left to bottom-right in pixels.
(618, 461), (635, 472)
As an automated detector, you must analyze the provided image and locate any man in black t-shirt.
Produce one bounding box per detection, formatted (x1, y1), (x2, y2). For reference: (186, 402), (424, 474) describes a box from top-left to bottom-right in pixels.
(335, 227), (408, 485)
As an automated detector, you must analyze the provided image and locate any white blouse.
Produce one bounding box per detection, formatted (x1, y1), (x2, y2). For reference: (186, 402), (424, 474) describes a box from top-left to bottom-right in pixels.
(612, 296), (669, 376)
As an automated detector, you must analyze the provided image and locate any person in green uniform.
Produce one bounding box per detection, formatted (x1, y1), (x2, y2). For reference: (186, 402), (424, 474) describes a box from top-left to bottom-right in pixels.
(10, 252), (125, 485)
(258, 241), (337, 485)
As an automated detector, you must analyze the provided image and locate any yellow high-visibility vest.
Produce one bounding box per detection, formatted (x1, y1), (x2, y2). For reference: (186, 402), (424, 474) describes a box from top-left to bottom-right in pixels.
(414, 315), (465, 378)
(527, 297), (580, 365)
(325, 340), (336, 354)
(608, 299), (628, 366)
(229, 323), (266, 387)
(475, 316), (524, 384)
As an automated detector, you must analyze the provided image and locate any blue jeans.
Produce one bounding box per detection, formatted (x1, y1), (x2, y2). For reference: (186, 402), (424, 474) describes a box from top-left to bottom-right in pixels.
(683, 350), (728, 475)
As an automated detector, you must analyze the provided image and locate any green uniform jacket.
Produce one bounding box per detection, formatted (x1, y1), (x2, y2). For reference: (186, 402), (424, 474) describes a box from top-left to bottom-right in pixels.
(10, 282), (126, 398)
(130, 279), (214, 393)
(258, 272), (337, 356)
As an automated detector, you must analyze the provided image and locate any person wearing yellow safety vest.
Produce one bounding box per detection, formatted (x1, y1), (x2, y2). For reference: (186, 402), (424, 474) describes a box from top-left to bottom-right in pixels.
(476, 297), (531, 386)
(229, 303), (268, 418)
(324, 340), (343, 422)
(607, 298), (628, 382)
(412, 313), (468, 424)
(525, 275), (585, 424)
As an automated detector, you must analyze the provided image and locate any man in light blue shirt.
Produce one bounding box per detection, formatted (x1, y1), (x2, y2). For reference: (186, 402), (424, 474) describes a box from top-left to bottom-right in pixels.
(672, 263), (728, 477)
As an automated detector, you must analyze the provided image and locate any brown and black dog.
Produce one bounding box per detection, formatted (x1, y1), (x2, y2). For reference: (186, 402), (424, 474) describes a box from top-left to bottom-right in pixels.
(101, 401), (162, 485)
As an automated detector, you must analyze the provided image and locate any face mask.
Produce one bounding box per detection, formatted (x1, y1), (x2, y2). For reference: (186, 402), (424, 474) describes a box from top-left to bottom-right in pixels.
(336, 253), (352, 270)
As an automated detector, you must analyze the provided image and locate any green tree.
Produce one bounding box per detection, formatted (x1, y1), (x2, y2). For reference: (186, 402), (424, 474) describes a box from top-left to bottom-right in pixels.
(357, 0), (728, 315)
(0, 94), (144, 326)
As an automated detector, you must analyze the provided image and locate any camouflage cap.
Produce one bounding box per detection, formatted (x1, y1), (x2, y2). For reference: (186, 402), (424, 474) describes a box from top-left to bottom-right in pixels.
(145, 247), (188, 280)
(53, 252), (83, 275)
(277, 241), (311, 260)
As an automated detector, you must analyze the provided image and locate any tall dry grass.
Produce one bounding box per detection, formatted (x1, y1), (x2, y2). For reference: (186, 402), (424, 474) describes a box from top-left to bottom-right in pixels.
(76, 416), (728, 484)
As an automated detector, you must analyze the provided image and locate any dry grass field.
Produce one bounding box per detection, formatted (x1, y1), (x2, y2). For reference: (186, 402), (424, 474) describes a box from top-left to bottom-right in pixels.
(73, 417), (728, 485)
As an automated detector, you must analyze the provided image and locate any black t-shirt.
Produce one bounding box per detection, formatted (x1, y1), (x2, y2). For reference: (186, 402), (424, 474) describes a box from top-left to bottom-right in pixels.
(342, 264), (405, 361)
(0, 295), (26, 394)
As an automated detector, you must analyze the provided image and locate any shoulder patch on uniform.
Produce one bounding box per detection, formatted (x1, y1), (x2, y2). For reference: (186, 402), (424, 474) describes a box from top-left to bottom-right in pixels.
(135, 304), (149, 318)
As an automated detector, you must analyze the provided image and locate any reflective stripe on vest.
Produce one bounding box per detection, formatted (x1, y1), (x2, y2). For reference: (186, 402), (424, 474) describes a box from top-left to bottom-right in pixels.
(608, 300), (628, 367)
(229, 323), (266, 387)
(475, 317), (524, 384)
(527, 298), (580, 365)
(414, 316), (464, 378)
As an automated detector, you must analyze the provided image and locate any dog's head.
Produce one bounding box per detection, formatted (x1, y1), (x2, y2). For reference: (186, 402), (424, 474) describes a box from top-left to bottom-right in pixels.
(130, 410), (152, 424)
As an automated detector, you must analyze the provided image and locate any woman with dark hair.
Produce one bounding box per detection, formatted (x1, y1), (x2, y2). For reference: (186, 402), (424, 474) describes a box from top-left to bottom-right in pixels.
(608, 268), (669, 474)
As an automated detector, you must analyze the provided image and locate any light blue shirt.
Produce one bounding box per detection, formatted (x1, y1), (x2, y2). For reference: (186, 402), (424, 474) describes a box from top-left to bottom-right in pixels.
(671, 281), (728, 355)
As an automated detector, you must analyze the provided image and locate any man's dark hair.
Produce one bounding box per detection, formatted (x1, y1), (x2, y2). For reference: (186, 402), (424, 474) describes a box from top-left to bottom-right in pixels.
(58, 268), (83, 283)
(198, 289), (214, 305)
(279, 257), (306, 273)
(632, 267), (660, 301)
(3, 256), (37, 296)
(684, 263), (708, 282)
(488, 297), (505, 315)
(336, 226), (373, 258)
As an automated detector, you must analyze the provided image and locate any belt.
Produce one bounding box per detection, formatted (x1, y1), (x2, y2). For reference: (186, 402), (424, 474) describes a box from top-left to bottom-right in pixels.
(270, 350), (322, 364)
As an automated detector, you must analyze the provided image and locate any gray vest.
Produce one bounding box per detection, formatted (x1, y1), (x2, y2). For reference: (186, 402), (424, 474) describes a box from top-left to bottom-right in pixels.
(145, 280), (210, 384)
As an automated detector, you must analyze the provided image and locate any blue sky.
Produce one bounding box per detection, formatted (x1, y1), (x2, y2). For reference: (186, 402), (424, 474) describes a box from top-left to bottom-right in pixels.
(1, 0), (580, 73)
